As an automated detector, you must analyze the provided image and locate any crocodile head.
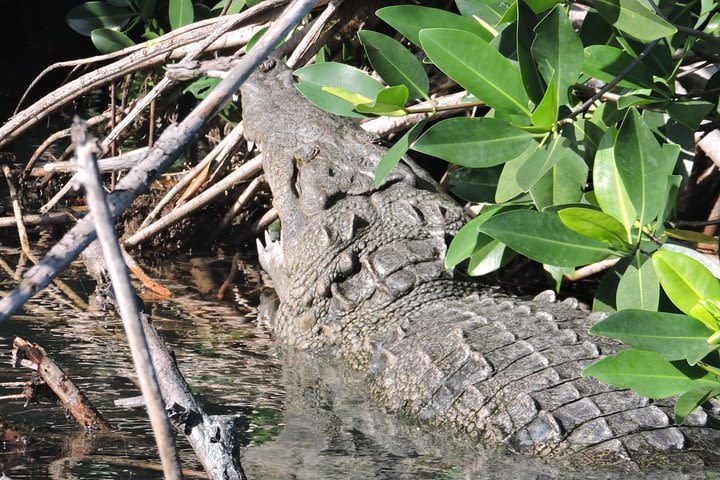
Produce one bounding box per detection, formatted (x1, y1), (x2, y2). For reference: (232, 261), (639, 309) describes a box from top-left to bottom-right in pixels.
(240, 59), (468, 351)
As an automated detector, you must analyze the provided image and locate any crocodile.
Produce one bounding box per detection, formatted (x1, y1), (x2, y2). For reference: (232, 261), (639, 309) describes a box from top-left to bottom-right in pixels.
(239, 58), (720, 468)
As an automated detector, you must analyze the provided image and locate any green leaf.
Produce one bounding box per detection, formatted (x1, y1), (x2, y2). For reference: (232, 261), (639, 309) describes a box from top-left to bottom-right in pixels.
(617, 90), (660, 110)
(516, 134), (565, 190)
(358, 30), (429, 100)
(558, 207), (632, 250)
(376, 5), (493, 46)
(667, 100), (715, 130)
(614, 108), (667, 226)
(582, 349), (720, 399)
(593, 257), (632, 312)
(413, 117), (537, 167)
(675, 388), (719, 424)
(545, 264), (574, 291)
(322, 87), (373, 106)
(665, 229), (718, 244)
(211, 0), (245, 15)
(446, 205), (509, 267)
(455, 0), (510, 25)
(419, 28), (531, 116)
(582, 46), (656, 90)
(593, 0), (677, 42)
(524, 0), (562, 13)
(245, 26), (269, 52)
(615, 252), (659, 311)
(355, 85), (409, 116)
(593, 128), (635, 240)
(531, 75), (558, 129)
(90, 28), (135, 53)
(66, 1), (133, 36)
(374, 119), (427, 187)
(661, 243), (720, 279)
(498, 1), (518, 24)
(184, 76), (220, 99)
(136, 0), (158, 18)
(590, 310), (718, 363)
(653, 250), (720, 331)
(496, 145), (536, 202)
(530, 5), (583, 105)
(529, 147), (588, 210)
(478, 210), (617, 267)
(447, 165), (502, 203)
(294, 62), (384, 118)
(468, 238), (516, 276)
(169, 0), (194, 30)
(516, 0), (544, 104)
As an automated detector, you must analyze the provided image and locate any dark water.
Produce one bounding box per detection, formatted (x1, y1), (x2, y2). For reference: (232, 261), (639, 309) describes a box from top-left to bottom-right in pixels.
(0, 245), (708, 480)
(0, 246), (527, 479)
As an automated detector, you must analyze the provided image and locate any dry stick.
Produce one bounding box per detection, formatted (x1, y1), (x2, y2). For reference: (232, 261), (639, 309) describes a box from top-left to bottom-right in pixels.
(71, 119), (183, 480)
(23, 105), (134, 179)
(0, 212), (73, 228)
(361, 91), (467, 136)
(216, 253), (241, 300)
(566, 258), (620, 281)
(45, 4), (274, 214)
(139, 123), (246, 229)
(0, 2), (292, 150)
(286, 0), (343, 68)
(82, 239), (247, 477)
(234, 207), (279, 244)
(34, 147), (149, 176)
(1, 165), (30, 254)
(12, 337), (110, 431)
(0, 0), (316, 322)
(124, 155), (263, 248)
(209, 175), (264, 241)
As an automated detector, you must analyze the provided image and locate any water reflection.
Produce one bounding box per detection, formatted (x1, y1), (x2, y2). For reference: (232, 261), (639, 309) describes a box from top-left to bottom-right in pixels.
(0, 247), (704, 479)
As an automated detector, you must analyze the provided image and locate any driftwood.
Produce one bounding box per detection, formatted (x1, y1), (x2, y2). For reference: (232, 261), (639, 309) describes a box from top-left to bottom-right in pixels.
(73, 119), (183, 479)
(0, 212), (75, 228)
(30, 148), (149, 176)
(81, 240), (246, 480)
(11, 337), (111, 431)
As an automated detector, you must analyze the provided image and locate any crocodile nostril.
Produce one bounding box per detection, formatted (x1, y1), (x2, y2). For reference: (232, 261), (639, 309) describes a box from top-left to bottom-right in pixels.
(259, 57), (277, 72)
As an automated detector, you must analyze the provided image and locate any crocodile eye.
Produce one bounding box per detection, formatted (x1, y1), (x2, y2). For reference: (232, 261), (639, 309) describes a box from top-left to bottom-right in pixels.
(259, 58), (277, 72)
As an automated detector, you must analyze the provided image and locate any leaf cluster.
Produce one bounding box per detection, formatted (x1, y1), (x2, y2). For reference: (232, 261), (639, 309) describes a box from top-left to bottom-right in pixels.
(292, 0), (720, 422)
(66, 0), (251, 53)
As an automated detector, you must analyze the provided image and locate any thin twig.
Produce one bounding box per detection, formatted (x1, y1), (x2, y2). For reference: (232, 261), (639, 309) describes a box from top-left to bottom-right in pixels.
(138, 123), (246, 229)
(124, 156), (263, 248)
(559, 39), (660, 125)
(209, 175), (264, 241)
(72, 119), (183, 480)
(645, 0), (720, 47)
(566, 258), (620, 281)
(12, 4), (293, 115)
(405, 100), (486, 114)
(47, 3), (273, 210)
(1, 165), (30, 254)
(669, 218), (720, 228)
(287, 0), (343, 68)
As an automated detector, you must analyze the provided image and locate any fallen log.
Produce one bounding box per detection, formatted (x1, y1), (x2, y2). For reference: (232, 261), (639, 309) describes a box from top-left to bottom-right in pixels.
(81, 240), (245, 480)
(11, 337), (111, 431)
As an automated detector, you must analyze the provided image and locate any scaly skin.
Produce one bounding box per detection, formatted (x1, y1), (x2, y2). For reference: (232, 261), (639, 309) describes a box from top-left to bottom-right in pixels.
(239, 58), (720, 468)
